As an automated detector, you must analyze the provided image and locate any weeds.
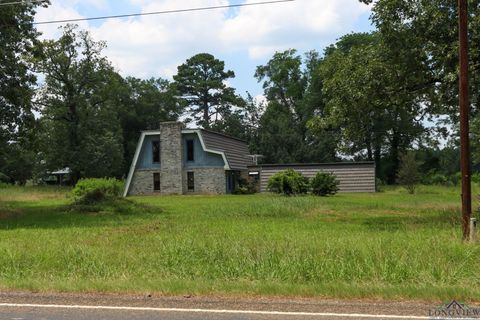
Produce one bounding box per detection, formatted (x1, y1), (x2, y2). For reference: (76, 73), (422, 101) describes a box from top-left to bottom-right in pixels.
(0, 185), (478, 301)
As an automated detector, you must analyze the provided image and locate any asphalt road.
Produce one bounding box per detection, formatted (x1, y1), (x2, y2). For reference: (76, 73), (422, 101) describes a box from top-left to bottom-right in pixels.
(0, 291), (472, 320)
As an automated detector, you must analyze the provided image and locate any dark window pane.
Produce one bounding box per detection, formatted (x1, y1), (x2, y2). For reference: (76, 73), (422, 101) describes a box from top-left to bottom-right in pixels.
(153, 173), (160, 191)
(152, 141), (160, 163)
(186, 140), (194, 161)
(187, 171), (194, 191)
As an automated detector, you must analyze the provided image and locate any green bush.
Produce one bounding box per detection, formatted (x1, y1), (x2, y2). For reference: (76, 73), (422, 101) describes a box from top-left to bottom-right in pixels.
(375, 178), (385, 192)
(233, 186), (250, 195)
(72, 178), (124, 204)
(71, 197), (155, 215)
(310, 171), (340, 196)
(267, 169), (309, 195)
(448, 172), (462, 186)
(397, 152), (421, 194)
(424, 173), (448, 186)
(233, 177), (257, 195)
(472, 173), (480, 184)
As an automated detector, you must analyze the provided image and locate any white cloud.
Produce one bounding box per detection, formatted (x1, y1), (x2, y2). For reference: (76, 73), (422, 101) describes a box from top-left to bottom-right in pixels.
(35, 5), (89, 39)
(248, 45), (288, 60)
(254, 94), (267, 106)
(220, 0), (371, 59)
(91, 0), (230, 76)
(35, 0), (371, 83)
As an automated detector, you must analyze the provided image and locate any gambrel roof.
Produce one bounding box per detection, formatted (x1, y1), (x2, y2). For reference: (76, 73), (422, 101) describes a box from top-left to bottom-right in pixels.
(123, 127), (251, 197)
(200, 129), (250, 170)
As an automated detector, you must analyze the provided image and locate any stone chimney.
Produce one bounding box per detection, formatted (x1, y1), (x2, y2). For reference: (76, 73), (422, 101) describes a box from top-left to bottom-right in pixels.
(160, 121), (184, 194)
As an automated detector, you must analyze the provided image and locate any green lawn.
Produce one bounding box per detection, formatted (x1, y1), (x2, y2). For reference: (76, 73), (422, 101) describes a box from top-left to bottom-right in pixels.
(0, 185), (479, 301)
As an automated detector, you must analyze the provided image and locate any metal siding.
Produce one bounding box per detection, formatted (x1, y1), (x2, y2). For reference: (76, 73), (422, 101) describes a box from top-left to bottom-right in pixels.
(136, 135), (161, 169)
(257, 163), (376, 193)
(183, 133), (225, 168)
(200, 130), (250, 170)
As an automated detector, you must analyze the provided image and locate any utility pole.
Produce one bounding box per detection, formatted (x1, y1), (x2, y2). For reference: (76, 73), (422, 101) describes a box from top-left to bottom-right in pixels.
(458, 0), (472, 240)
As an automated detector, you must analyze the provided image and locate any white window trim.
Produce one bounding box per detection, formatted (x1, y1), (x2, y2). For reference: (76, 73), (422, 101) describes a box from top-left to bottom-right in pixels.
(123, 129), (230, 197)
(123, 131), (160, 197)
(182, 129), (230, 170)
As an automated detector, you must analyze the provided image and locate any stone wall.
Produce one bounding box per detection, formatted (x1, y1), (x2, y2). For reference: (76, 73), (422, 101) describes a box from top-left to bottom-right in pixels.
(128, 121), (229, 196)
(182, 168), (226, 194)
(160, 122), (183, 194)
(128, 169), (160, 195)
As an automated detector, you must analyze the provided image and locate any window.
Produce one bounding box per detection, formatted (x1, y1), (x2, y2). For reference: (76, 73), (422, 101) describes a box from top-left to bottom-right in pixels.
(187, 171), (194, 191)
(153, 173), (160, 191)
(186, 139), (194, 161)
(152, 141), (160, 163)
(249, 171), (260, 182)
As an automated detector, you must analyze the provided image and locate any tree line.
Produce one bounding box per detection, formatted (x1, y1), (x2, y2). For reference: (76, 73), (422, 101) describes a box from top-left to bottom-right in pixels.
(1, 0), (479, 185)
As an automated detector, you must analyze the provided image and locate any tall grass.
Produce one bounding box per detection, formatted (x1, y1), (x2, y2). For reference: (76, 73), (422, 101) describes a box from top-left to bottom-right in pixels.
(0, 185), (478, 301)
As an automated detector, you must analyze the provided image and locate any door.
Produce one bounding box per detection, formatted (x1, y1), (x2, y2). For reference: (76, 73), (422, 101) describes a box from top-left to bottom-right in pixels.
(226, 171), (235, 194)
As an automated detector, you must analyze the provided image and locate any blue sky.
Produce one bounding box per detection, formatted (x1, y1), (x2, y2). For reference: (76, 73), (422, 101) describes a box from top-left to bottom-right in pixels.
(35, 0), (374, 99)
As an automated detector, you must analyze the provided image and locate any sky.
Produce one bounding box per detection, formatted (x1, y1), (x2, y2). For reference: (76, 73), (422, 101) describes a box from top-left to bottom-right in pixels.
(34, 0), (374, 99)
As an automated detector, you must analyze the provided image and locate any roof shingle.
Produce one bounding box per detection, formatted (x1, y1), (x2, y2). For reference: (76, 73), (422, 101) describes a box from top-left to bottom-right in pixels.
(200, 130), (251, 170)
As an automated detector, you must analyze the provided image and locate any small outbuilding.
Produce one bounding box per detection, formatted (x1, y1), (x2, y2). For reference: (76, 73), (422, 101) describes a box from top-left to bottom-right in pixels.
(249, 162), (376, 193)
(42, 167), (73, 185)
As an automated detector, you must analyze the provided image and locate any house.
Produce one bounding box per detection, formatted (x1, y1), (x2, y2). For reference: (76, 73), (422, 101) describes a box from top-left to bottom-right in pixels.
(123, 121), (377, 196)
(42, 167), (73, 185)
(123, 122), (251, 196)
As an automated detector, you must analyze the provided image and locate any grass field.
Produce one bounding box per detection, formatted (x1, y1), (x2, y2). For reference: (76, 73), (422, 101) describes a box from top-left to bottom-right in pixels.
(0, 185), (479, 301)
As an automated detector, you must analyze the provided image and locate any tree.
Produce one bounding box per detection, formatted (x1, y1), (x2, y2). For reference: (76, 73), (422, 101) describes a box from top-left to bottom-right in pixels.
(34, 25), (124, 182)
(118, 77), (182, 169)
(208, 93), (264, 153)
(397, 152), (421, 194)
(239, 93), (264, 153)
(316, 33), (428, 183)
(359, 0), (480, 136)
(257, 102), (302, 163)
(317, 34), (385, 168)
(173, 53), (243, 128)
(0, 0), (49, 183)
(255, 49), (338, 163)
(358, 0), (480, 177)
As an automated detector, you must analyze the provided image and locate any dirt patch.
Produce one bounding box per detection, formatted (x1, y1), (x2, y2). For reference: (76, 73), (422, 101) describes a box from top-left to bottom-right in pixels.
(1, 192), (66, 202)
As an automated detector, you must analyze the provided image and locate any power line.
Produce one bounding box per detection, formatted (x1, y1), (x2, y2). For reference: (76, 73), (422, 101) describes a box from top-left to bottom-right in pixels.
(0, 0), (43, 6)
(30, 0), (295, 26)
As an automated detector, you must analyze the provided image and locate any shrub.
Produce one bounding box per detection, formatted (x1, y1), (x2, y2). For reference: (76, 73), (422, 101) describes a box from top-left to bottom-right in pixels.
(397, 152), (421, 194)
(448, 172), (462, 186)
(472, 173), (480, 184)
(233, 186), (250, 195)
(233, 178), (257, 195)
(443, 180), (454, 187)
(72, 178), (124, 204)
(375, 178), (385, 192)
(72, 197), (155, 215)
(424, 173), (448, 186)
(310, 171), (340, 196)
(267, 169), (309, 195)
